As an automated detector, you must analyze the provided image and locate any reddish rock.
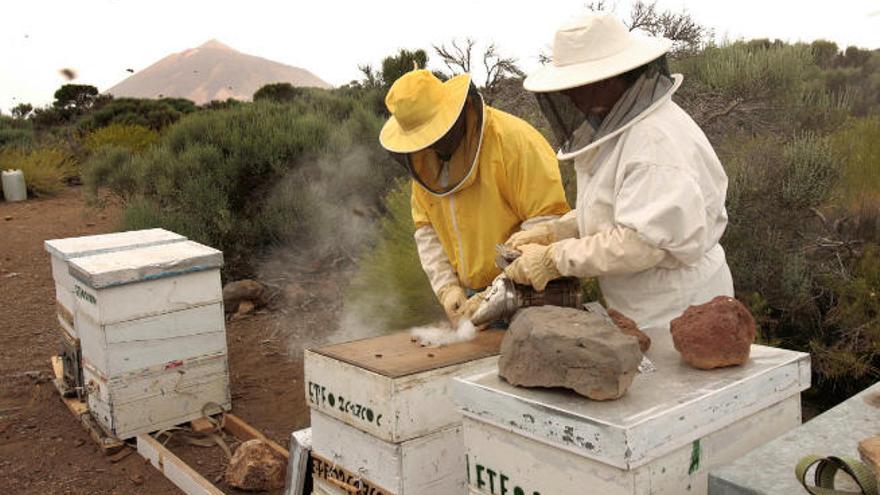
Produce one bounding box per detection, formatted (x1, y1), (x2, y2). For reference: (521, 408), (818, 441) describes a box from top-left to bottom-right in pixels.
(608, 308), (651, 353)
(670, 296), (756, 370)
(225, 439), (286, 491)
(859, 435), (880, 475)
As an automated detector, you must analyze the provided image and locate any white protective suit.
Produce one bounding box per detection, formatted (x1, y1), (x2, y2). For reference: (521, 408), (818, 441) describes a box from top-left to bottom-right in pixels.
(548, 75), (734, 333)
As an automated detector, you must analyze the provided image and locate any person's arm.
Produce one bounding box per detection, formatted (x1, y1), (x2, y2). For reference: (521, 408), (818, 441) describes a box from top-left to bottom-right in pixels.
(549, 163), (708, 277)
(499, 117), (572, 247)
(502, 118), (570, 225)
(413, 225), (459, 295)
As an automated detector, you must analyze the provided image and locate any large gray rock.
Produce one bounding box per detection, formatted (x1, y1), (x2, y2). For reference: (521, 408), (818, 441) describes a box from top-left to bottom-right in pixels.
(499, 306), (643, 400)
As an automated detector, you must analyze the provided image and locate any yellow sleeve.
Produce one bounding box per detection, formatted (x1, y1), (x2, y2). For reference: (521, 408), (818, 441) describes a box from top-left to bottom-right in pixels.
(411, 181), (431, 230)
(501, 115), (571, 221)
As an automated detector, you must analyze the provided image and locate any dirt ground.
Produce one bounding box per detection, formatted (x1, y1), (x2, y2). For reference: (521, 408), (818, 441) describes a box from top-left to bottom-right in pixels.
(0, 187), (349, 494)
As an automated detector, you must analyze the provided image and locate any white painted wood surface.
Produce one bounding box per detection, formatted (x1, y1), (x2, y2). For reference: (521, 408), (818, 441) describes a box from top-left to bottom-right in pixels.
(73, 268), (222, 325)
(46, 229), (187, 338)
(455, 337), (810, 469)
(462, 395), (800, 495)
(44, 229), (186, 260)
(137, 433), (224, 495)
(85, 352), (231, 439)
(305, 350), (498, 443)
(310, 410), (467, 494)
(78, 302), (226, 376)
(69, 240), (222, 289)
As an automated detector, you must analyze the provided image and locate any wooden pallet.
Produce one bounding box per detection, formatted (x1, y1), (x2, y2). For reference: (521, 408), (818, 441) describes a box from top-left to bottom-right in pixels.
(136, 413), (289, 495)
(50, 356), (126, 455)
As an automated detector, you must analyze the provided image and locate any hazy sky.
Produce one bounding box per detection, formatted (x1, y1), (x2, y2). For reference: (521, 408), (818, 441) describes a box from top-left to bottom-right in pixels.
(2, 0), (878, 113)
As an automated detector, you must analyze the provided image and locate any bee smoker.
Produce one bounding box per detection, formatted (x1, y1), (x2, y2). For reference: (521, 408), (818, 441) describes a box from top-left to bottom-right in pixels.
(470, 275), (583, 327)
(470, 244), (583, 327)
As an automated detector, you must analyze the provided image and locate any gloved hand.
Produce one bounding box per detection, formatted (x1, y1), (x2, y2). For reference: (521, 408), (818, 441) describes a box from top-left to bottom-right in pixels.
(462, 289), (488, 321)
(503, 243), (561, 291)
(437, 283), (468, 325)
(505, 224), (554, 249)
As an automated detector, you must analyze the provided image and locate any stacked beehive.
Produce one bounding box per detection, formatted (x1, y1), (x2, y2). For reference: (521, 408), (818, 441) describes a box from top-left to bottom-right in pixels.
(44, 229), (187, 397)
(66, 239), (231, 440)
(304, 330), (504, 495)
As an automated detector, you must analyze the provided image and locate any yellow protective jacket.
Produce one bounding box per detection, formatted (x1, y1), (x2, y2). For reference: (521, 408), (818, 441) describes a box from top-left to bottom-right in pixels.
(411, 106), (570, 290)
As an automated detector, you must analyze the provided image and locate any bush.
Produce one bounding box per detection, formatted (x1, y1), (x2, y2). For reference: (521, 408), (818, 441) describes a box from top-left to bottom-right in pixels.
(77, 97), (198, 131)
(810, 243), (880, 397)
(84, 93), (401, 279)
(0, 147), (75, 196)
(780, 134), (838, 208)
(0, 116), (33, 149)
(84, 123), (158, 154)
(675, 42), (815, 101)
(346, 180), (444, 331)
(830, 117), (880, 209)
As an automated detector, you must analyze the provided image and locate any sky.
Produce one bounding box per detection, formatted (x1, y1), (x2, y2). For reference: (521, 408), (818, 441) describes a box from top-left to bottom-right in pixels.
(2, 0), (879, 113)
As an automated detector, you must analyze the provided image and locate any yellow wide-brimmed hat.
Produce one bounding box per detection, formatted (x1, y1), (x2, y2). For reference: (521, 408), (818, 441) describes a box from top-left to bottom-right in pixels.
(380, 70), (471, 153)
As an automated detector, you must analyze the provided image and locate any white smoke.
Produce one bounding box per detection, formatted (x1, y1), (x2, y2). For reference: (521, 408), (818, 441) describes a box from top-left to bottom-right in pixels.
(409, 319), (477, 347)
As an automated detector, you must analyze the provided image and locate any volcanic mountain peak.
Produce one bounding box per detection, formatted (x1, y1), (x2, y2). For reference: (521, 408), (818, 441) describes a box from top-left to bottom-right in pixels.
(106, 39), (331, 104)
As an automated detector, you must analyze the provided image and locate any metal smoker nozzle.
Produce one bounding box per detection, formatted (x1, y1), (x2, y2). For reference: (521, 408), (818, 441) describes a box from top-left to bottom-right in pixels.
(470, 275), (583, 327)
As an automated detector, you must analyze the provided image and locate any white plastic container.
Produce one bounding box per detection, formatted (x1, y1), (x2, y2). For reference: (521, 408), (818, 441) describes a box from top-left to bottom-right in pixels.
(1, 169), (27, 202)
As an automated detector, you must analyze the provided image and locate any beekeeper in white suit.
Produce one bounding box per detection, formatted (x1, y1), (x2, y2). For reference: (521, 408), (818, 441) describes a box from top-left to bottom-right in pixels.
(504, 12), (734, 333)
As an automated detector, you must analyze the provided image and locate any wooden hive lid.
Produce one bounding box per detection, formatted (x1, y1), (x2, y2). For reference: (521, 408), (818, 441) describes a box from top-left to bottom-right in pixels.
(313, 329), (505, 378)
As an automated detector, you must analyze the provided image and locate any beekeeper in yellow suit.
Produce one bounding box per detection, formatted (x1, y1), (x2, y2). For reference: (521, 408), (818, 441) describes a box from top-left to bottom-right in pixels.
(380, 69), (570, 325)
(505, 13), (734, 334)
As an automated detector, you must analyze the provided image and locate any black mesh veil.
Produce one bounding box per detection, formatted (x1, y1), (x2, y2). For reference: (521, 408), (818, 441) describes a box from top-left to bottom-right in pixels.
(390, 83), (484, 196)
(535, 56), (672, 158)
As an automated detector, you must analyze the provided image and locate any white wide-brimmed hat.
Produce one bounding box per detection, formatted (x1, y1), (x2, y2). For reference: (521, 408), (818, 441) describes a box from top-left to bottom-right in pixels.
(525, 12), (672, 92)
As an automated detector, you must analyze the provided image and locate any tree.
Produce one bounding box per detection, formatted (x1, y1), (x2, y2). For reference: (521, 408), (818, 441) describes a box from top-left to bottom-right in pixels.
(53, 84), (99, 111)
(578, 1), (712, 56)
(354, 48), (429, 89)
(381, 49), (428, 86)
(11, 103), (33, 119)
(253, 83), (304, 102)
(433, 39), (524, 104)
(625, 1), (712, 55)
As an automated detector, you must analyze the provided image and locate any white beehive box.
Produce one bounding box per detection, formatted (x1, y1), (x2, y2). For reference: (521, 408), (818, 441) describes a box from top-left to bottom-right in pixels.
(310, 410), (465, 495)
(455, 337), (811, 495)
(70, 240), (230, 440)
(44, 228), (186, 338)
(304, 330), (503, 443)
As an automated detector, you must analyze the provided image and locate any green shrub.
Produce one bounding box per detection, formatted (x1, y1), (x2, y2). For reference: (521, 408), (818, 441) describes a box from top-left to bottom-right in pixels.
(0, 116), (33, 149)
(0, 147), (75, 196)
(346, 180), (444, 331)
(675, 41), (815, 101)
(84, 123), (158, 154)
(780, 134), (838, 208)
(830, 117), (880, 209)
(810, 244), (880, 394)
(77, 97), (197, 131)
(82, 146), (139, 202)
(83, 94), (400, 279)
